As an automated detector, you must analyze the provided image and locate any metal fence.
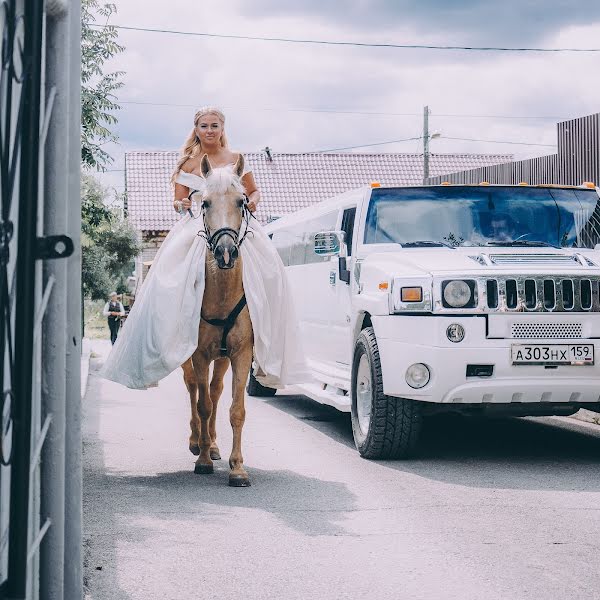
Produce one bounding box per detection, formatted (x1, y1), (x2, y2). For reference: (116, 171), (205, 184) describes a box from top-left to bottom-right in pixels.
(428, 113), (600, 187)
(0, 1), (81, 599)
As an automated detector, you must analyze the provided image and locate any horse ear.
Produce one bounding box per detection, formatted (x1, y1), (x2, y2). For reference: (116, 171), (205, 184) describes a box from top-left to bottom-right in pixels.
(201, 154), (212, 178)
(234, 153), (245, 178)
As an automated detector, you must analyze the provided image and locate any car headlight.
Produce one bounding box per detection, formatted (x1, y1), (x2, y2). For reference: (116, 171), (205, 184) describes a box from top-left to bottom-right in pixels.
(442, 280), (477, 308)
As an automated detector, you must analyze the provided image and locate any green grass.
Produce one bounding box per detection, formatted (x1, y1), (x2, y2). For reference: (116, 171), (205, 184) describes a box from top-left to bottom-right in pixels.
(84, 298), (112, 341)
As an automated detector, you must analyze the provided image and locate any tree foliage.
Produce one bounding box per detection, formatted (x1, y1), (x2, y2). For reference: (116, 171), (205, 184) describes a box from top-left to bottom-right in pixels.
(81, 175), (141, 300)
(81, 0), (124, 170)
(80, 1), (139, 301)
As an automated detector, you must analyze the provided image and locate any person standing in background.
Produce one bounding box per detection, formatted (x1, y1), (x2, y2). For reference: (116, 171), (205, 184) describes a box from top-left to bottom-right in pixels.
(103, 292), (125, 345)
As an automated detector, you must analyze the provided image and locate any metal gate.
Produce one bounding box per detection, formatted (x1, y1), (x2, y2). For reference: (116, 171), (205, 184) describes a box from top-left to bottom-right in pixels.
(0, 1), (77, 599)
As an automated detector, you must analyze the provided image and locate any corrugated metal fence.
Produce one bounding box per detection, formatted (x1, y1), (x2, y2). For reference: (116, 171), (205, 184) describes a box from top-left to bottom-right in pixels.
(428, 113), (600, 187)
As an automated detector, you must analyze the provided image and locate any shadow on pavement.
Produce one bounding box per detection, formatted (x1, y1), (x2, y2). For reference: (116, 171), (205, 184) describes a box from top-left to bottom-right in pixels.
(263, 393), (600, 492)
(95, 465), (355, 538)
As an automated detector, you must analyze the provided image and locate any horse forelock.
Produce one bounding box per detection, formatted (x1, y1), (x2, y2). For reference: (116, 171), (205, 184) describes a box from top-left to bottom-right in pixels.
(204, 166), (245, 197)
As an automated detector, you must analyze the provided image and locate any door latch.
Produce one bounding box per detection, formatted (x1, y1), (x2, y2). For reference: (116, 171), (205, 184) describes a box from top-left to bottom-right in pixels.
(36, 235), (74, 260)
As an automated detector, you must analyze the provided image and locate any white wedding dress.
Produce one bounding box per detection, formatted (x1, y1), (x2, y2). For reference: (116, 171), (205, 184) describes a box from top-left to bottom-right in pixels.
(101, 165), (311, 390)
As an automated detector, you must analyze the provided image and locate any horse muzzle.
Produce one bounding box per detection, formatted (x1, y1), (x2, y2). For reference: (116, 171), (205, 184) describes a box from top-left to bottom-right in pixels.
(213, 240), (239, 269)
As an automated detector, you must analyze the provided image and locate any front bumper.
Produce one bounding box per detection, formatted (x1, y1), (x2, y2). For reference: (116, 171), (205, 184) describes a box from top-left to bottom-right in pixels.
(372, 315), (600, 404)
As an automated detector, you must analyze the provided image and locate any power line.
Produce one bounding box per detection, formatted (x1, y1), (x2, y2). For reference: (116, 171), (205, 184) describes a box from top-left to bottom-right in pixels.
(318, 135), (556, 152)
(99, 133), (557, 161)
(319, 137), (422, 152)
(442, 136), (556, 147)
(118, 100), (566, 121)
(89, 24), (600, 53)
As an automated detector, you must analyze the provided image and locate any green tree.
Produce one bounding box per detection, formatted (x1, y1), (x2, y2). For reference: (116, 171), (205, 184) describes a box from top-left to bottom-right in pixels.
(81, 0), (139, 302)
(81, 175), (140, 300)
(81, 0), (124, 170)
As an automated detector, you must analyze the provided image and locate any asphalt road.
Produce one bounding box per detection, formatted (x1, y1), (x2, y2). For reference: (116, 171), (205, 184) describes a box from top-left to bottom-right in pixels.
(83, 343), (600, 600)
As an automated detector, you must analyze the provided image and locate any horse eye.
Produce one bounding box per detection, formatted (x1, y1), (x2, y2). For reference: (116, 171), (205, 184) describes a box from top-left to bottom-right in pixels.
(237, 198), (244, 207)
(202, 200), (211, 208)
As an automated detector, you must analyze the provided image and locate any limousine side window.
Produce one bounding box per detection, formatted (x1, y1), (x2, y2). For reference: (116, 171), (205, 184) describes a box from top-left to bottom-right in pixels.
(340, 207), (356, 257)
(271, 211), (338, 266)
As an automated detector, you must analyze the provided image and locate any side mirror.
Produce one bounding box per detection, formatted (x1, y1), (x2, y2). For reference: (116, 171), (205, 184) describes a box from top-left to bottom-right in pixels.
(314, 231), (346, 257)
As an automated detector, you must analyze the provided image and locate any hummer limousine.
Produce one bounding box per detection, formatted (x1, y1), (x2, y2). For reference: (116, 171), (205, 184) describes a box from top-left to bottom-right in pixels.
(250, 182), (600, 458)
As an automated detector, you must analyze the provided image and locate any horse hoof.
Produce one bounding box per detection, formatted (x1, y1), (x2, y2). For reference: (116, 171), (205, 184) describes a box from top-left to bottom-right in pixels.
(229, 474), (251, 487)
(210, 448), (221, 460)
(189, 443), (200, 456)
(194, 463), (214, 475)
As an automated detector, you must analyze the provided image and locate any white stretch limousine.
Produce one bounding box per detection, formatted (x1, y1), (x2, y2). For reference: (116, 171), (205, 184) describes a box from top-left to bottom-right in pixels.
(249, 182), (600, 458)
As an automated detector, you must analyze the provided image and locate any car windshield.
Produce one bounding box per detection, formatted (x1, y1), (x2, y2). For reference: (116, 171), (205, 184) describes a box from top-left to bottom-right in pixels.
(364, 186), (600, 248)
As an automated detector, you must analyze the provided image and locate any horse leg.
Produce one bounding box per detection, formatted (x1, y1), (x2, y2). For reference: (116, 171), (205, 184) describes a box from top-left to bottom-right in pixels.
(208, 357), (229, 460)
(182, 359), (200, 455)
(191, 352), (214, 474)
(228, 349), (253, 487)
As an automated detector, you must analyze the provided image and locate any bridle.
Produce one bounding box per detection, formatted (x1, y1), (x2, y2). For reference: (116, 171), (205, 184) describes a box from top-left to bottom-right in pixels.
(189, 189), (254, 255)
(188, 188), (255, 356)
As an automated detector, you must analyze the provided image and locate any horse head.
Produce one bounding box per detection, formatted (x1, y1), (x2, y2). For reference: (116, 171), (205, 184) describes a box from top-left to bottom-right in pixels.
(199, 154), (249, 270)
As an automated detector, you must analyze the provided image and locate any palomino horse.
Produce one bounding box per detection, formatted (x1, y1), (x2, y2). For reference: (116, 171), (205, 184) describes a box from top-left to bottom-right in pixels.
(184, 154), (254, 487)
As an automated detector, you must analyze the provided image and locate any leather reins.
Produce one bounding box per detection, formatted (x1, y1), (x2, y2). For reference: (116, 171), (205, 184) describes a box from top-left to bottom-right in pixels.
(188, 189), (255, 356)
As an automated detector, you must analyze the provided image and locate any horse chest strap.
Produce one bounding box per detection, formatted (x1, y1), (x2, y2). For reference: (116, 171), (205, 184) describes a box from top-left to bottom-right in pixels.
(201, 295), (247, 356)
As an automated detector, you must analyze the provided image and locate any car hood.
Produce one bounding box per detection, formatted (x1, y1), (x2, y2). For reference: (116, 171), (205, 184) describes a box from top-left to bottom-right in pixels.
(358, 246), (600, 278)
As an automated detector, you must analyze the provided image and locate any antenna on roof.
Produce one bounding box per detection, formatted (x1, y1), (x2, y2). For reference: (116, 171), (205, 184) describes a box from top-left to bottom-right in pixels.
(263, 146), (273, 162)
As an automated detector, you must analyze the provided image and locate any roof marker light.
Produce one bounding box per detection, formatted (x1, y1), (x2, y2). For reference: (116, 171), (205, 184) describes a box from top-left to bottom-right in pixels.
(441, 181), (451, 186)
(479, 181), (490, 186)
(583, 181), (596, 189)
(378, 281), (389, 291)
(518, 181), (528, 186)
(371, 181), (381, 188)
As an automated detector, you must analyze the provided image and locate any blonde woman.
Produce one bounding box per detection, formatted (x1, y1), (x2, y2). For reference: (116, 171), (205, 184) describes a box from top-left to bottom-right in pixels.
(102, 107), (309, 391)
(172, 107), (260, 214)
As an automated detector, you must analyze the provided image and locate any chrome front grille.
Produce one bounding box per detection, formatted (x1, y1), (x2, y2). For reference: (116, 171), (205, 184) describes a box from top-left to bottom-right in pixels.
(468, 253), (598, 267)
(488, 253), (588, 266)
(485, 276), (600, 312)
(511, 322), (583, 339)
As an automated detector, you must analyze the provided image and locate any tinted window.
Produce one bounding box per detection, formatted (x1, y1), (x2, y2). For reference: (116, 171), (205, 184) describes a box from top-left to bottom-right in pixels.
(364, 186), (600, 248)
(341, 207), (356, 256)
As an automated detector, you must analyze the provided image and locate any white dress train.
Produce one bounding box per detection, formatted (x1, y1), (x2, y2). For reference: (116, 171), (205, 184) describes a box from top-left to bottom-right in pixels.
(101, 168), (311, 390)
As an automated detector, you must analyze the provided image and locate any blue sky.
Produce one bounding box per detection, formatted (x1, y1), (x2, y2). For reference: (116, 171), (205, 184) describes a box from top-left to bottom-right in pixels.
(96, 0), (600, 194)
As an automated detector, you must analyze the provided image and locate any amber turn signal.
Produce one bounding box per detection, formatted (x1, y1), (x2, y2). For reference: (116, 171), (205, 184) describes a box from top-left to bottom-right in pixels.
(401, 287), (423, 302)
(378, 281), (389, 291)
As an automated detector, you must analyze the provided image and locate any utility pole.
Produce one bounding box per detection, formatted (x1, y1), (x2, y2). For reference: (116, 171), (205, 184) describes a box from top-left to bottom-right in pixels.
(423, 105), (430, 185)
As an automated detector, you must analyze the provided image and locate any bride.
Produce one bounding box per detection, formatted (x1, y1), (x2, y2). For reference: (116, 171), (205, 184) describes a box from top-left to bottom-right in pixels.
(101, 106), (310, 390)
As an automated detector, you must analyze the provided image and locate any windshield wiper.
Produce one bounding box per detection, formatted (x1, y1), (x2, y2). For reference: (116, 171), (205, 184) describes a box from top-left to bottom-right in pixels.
(401, 240), (454, 248)
(485, 240), (560, 249)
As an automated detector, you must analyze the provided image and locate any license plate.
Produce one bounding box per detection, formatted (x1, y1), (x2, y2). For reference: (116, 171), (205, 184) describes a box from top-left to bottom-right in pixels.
(511, 344), (594, 365)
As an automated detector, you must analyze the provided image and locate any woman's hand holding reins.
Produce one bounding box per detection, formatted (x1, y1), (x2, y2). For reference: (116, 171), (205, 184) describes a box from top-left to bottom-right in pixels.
(174, 197), (193, 213)
(245, 190), (260, 213)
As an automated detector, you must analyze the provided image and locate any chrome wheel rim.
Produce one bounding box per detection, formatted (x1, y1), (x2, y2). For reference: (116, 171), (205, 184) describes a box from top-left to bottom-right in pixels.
(356, 354), (372, 436)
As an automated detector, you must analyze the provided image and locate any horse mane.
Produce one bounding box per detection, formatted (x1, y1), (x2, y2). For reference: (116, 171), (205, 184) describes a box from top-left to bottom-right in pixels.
(204, 165), (246, 196)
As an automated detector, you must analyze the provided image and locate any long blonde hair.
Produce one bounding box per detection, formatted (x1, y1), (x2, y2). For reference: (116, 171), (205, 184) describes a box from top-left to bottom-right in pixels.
(171, 106), (229, 184)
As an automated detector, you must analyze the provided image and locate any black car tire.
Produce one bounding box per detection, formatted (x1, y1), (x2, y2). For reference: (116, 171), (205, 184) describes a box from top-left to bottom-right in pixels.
(350, 327), (423, 459)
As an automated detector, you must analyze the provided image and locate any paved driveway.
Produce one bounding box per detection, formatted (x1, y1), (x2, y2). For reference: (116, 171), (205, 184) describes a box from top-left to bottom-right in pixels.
(83, 344), (600, 600)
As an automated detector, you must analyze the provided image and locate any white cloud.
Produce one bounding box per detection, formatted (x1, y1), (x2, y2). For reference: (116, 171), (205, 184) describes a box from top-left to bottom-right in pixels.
(94, 1), (600, 191)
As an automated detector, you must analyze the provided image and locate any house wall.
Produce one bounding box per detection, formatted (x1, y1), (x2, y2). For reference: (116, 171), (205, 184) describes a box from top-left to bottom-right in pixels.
(135, 231), (168, 292)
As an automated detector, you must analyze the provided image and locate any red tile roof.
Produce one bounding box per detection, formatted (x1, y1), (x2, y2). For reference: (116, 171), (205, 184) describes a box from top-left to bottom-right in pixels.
(125, 151), (512, 231)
